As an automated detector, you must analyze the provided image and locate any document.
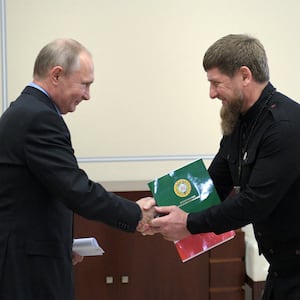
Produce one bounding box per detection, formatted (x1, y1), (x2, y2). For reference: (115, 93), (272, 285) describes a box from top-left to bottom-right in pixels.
(72, 237), (104, 256)
(148, 158), (235, 262)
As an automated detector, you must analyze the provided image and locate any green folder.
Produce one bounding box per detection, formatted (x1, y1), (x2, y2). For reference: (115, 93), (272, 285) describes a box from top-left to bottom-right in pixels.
(148, 158), (235, 262)
(148, 158), (221, 212)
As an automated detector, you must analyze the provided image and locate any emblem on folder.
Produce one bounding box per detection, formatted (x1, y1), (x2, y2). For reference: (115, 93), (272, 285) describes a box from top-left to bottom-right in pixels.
(174, 179), (192, 197)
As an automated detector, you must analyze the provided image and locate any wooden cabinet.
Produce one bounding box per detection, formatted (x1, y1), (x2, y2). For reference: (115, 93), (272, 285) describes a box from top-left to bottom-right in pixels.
(209, 229), (245, 300)
(73, 191), (244, 300)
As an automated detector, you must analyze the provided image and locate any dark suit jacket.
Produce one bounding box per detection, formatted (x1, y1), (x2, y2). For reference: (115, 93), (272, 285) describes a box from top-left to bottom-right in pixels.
(0, 86), (141, 299)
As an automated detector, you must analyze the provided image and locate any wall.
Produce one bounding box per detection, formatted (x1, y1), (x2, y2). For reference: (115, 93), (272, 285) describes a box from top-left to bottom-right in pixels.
(1, 0), (300, 183)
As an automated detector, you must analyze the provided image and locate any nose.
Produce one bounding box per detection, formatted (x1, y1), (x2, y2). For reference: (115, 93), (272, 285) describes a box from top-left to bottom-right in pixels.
(83, 86), (91, 101)
(209, 84), (218, 99)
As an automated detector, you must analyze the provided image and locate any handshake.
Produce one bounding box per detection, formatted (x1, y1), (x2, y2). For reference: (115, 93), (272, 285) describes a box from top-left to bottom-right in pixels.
(135, 197), (191, 242)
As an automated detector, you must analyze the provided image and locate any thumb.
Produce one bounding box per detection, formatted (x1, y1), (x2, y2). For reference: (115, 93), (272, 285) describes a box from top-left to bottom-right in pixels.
(154, 205), (174, 215)
(151, 206), (175, 227)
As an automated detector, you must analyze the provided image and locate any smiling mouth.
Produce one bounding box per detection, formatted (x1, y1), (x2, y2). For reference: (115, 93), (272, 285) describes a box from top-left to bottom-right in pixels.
(219, 98), (226, 105)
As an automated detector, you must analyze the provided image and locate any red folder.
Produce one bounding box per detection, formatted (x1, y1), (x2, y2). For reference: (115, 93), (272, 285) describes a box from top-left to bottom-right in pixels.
(175, 231), (235, 262)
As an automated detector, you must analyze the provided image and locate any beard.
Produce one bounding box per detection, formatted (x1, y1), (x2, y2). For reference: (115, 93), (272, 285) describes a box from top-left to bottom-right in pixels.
(220, 96), (243, 136)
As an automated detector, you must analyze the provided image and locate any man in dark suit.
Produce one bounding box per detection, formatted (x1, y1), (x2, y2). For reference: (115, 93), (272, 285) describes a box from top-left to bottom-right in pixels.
(0, 38), (155, 300)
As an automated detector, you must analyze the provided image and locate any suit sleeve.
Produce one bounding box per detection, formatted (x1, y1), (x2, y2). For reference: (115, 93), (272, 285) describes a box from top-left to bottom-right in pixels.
(24, 110), (141, 232)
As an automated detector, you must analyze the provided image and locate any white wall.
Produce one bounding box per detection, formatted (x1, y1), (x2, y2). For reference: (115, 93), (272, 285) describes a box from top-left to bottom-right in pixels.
(2, 0), (300, 184)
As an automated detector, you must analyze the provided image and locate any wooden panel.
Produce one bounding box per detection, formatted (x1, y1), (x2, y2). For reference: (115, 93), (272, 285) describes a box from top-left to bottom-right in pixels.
(210, 260), (245, 287)
(210, 288), (245, 300)
(73, 190), (210, 300)
(74, 191), (247, 300)
(110, 227), (209, 300)
(209, 230), (245, 300)
(73, 217), (116, 300)
(210, 229), (245, 259)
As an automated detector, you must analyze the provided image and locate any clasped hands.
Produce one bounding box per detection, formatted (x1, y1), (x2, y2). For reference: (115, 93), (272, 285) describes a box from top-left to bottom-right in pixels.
(136, 197), (191, 241)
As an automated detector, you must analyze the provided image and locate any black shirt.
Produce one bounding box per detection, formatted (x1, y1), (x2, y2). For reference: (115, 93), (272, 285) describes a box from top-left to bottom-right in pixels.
(187, 82), (300, 263)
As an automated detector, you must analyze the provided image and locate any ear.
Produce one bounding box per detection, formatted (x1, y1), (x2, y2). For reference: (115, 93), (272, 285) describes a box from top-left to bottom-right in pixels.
(50, 66), (63, 85)
(239, 66), (252, 86)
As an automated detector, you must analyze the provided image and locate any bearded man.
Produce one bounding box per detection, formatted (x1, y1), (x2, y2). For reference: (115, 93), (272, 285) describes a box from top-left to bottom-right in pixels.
(148, 34), (300, 300)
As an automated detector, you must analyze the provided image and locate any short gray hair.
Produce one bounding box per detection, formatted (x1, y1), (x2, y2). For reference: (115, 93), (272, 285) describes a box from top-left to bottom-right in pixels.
(33, 38), (91, 79)
(203, 34), (269, 82)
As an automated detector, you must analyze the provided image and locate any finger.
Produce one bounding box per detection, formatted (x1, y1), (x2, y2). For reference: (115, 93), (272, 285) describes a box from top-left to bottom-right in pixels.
(154, 206), (173, 214)
(150, 220), (164, 229)
(150, 213), (169, 227)
(141, 227), (157, 236)
(143, 199), (156, 210)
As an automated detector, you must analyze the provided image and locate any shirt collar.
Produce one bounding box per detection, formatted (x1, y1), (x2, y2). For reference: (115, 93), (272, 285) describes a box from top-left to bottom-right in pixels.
(240, 82), (275, 123)
(28, 82), (61, 115)
(28, 81), (49, 96)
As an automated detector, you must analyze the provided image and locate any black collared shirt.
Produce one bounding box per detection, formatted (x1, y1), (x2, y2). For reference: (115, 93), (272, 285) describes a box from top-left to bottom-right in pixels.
(187, 82), (300, 258)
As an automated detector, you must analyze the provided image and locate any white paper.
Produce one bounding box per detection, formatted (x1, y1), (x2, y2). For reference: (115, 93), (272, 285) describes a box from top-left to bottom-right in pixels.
(72, 237), (104, 256)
